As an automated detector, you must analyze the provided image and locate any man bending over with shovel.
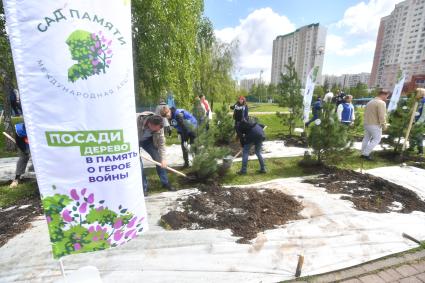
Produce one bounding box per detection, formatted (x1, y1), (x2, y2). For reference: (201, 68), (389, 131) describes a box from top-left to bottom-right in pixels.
(237, 119), (266, 175)
(137, 112), (175, 196)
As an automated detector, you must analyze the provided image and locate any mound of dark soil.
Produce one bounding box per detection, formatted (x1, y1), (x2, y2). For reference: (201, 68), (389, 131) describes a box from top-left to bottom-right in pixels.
(278, 134), (307, 148)
(0, 180), (42, 247)
(304, 168), (425, 213)
(160, 184), (304, 243)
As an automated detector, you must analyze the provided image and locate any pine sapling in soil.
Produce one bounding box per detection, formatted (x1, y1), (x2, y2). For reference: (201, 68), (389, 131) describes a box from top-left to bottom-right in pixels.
(387, 93), (416, 153)
(307, 102), (350, 163)
(276, 58), (302, 137)
(189, 124), (230, 181)
(213, 102), (234, 145)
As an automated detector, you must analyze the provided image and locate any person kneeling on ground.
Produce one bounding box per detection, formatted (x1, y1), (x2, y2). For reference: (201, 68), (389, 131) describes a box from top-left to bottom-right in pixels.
(337, 95), (355, 126)
(10, 123), (30, 188)
(160, 106), (198, 168)
(137, 112), (175, 196)
(237, 119), (266, 175)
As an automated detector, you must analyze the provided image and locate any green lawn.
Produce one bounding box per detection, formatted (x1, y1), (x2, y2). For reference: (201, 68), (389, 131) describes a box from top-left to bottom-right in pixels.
(249, 103), (288, 113)
(0, 180), (39, 208)
(0, 148), (399, 207)
(0, 117), (23, 158)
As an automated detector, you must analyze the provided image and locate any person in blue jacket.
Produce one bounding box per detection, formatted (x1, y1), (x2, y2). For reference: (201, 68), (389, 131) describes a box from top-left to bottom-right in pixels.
(237, 119), (266, 175)
(10, 123), (30, 187)
(161, 106), (198, 168)
(305, 96), (322, 127)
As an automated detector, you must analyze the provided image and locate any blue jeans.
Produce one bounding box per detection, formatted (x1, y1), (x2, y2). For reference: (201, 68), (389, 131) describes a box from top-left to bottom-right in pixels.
(241, 140), (265, 173)
(140, 139), (169, 193)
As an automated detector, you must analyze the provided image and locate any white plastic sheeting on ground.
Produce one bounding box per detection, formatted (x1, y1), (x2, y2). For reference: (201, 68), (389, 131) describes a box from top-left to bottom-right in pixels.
(1, 166), (425, 283)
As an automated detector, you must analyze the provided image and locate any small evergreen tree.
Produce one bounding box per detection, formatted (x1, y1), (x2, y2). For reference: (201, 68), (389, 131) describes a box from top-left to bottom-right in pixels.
(308, 102), (350, 162)
(276, 58), (302, 136)
(387, 92), (425, 154)
(213, 102), (234, 145)
(189, 124), (230, 180)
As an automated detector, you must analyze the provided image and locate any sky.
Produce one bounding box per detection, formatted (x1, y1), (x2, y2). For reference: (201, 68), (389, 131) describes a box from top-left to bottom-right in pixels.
(204, 0), (405, 82)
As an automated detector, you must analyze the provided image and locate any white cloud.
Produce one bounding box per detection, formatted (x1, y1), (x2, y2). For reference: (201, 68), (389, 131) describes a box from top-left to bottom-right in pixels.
(326, 34), (376, 56)
(215, 7), (295, 82)
(336, 0), (404, 38)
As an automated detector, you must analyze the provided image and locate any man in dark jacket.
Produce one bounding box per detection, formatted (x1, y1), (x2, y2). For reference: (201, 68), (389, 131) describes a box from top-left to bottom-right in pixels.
(161, 106), (198, 168)
(237, 119), (266, 175)
(10, 123), (30, 187)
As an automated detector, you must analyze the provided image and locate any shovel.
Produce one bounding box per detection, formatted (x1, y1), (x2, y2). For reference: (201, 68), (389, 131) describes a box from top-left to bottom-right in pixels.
(3, 131), (16, 144)
(140, 154), (189, 178)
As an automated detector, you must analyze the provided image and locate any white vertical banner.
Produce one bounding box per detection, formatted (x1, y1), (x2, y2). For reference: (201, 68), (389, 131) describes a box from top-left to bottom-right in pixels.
(303, 66), (319, 122)
(4, 0), (148, 259)
(388, 71), (406, 112)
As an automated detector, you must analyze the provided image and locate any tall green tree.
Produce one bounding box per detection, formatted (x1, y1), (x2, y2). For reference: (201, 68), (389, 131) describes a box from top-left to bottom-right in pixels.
(0, 2), (17, 152)
(132, 0), (204, 108)
(276, 58), (302, 136)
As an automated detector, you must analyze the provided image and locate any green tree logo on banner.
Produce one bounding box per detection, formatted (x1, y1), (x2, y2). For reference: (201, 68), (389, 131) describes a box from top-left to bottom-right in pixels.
(66, 30), (113, 82)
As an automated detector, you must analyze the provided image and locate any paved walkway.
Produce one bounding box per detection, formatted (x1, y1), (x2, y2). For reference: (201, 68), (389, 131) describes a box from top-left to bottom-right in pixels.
(288, 249), (425, 283)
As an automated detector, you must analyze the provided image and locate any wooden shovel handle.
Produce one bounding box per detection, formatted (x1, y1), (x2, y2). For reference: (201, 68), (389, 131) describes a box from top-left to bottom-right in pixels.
(3, 132), (16, 144)
(140, 154), (188, 178)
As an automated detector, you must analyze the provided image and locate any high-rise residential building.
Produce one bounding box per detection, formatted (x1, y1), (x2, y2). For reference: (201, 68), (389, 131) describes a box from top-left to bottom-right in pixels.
(271, 23), (327, 86)
(370, 0), (425, 90)
(239, 78), (260, 92)
(323, 73), (371, 89)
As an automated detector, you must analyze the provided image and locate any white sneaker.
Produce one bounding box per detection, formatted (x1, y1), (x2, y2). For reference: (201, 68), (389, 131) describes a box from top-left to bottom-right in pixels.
(9, 179), (19, 188)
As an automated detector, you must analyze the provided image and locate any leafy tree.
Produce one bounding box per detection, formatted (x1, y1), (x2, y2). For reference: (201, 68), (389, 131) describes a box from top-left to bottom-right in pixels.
(132, 0), (204, 107)
(308, 102), (350, 162)
(314, 85), (325, 98)
(0, 2), (16, 153)
(323, 78), (330, 93)
(276, 58), (302, 136)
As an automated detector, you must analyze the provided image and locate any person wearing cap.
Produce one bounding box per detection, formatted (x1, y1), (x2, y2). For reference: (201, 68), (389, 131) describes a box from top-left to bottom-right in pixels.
(160, 106), (198, 168)
(137, 112), (175, 196)
(10, 123), (30, 188)
(337, 95), (355, 125)
(361, 90), (389, 160)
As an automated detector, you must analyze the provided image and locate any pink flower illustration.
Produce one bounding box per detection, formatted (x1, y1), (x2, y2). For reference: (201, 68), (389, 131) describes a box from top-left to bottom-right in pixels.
(91, 33), (96, 40)
(113, 230), (123, 241)
(107, 49), (112, 54)
(62, 210), (72, 222)
(79, 202), (87, 213)
(70, 189), (79, 201)
(125, 229), (135, 238)
(81, 188), (87, 195)
(95, 41), (100, 48)
(113, 219), (123, 229)
(127, 217), (137, 228)
(88, 226), (95, 233)
(46, 215), (52, 223)
(87, 193), (94, 204)
(74, 243), (81, 251)
(106, 60), (111, 65)
(92, 59), (99, 66)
